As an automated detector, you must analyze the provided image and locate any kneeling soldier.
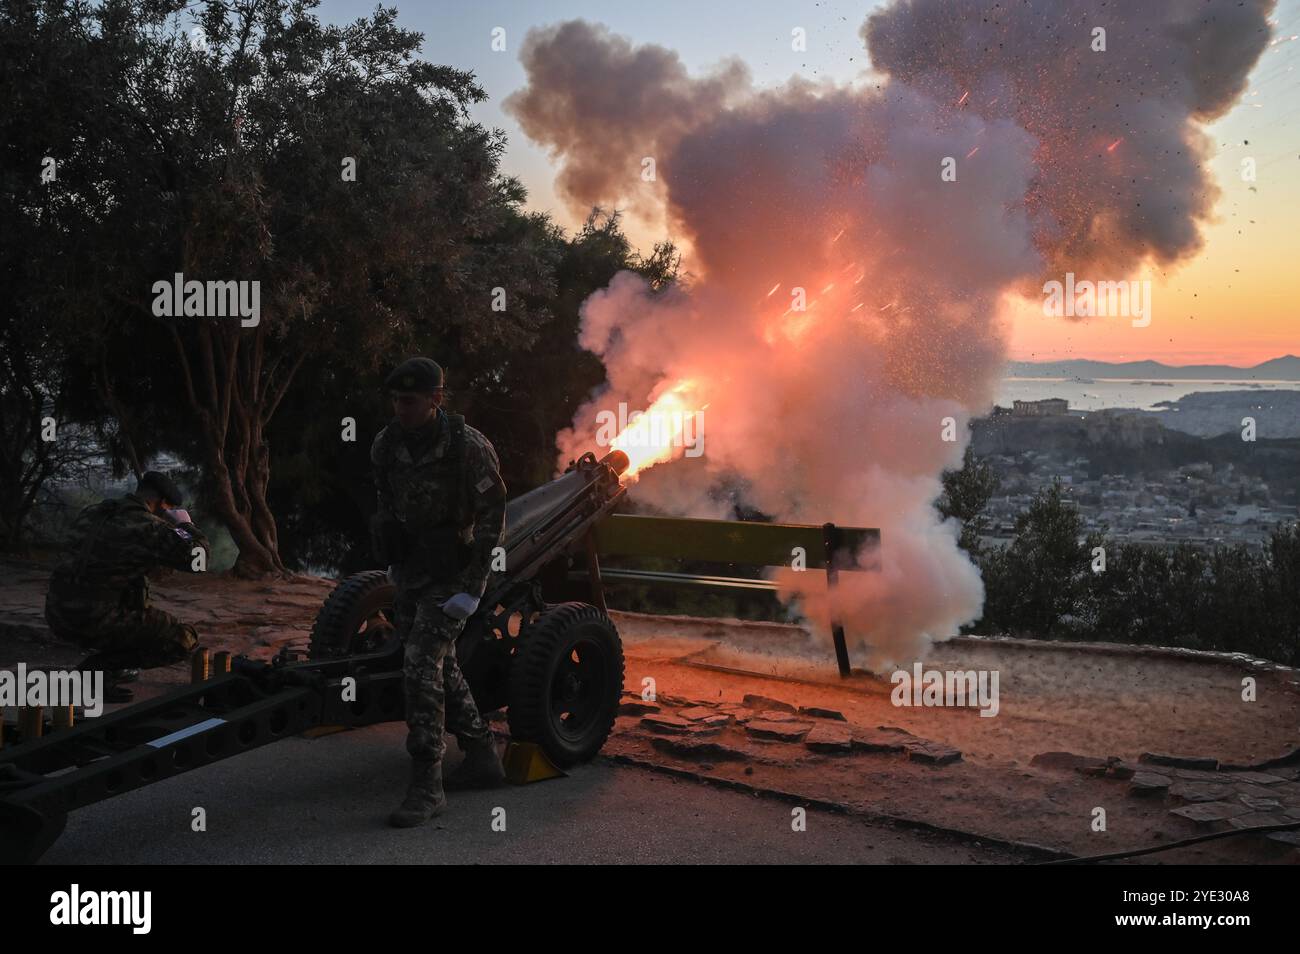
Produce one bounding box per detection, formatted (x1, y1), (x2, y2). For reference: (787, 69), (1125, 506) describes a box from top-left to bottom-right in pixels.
(45, 471), (209, 702)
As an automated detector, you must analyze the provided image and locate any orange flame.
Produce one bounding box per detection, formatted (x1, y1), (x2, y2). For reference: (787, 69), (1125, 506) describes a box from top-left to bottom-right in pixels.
(608, 380), (704, 478)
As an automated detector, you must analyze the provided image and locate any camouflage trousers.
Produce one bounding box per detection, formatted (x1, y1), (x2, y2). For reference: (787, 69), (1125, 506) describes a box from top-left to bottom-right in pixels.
(45, 575), (199, 669)
(394, 585), (492, 762)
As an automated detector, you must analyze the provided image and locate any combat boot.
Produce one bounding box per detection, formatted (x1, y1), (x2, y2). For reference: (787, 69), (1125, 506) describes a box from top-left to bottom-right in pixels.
(76, 653), (136, 703)
(388, 758), (447, 828)
(444, 735), (506, 790)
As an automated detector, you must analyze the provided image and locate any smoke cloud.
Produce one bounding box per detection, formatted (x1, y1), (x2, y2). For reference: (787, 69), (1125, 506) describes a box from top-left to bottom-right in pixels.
(505, 20), (751, 220)
(863, 0), (1275, 276)
(506, 2), (1274, 669)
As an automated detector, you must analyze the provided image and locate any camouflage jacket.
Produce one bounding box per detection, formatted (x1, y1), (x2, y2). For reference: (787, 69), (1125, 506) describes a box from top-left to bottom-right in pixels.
(370, 409), (507, 596)
(49, 494), (210, 603)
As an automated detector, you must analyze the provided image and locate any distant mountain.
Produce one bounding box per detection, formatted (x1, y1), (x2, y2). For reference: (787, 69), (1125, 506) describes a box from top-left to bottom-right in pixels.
(1006, 355), (1300, 381)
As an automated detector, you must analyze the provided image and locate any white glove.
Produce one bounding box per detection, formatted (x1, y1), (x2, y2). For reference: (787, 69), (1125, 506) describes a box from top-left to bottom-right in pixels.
(440, 593), (480, 620)
(163, 508), (193, 524)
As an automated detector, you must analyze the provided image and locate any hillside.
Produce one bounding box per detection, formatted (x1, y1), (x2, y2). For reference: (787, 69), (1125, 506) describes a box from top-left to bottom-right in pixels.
(1007, 355), (1300, 381)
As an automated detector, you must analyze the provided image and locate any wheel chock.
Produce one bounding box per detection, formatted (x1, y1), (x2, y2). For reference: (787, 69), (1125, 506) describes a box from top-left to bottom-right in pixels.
(502, 742), (566, 784)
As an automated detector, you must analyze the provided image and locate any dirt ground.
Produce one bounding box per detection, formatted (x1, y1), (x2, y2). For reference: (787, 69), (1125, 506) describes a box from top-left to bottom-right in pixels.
(615, 612), (1300, 766)
(609, 612), (1300, 861)
(3, 557), (1298, 863)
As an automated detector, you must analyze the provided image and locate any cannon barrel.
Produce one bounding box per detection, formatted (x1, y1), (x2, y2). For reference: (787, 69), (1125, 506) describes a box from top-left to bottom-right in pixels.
(485, 449), (628, 605)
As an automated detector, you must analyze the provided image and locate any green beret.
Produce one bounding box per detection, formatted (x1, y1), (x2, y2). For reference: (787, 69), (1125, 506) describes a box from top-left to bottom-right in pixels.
(385, 357), (445, 393)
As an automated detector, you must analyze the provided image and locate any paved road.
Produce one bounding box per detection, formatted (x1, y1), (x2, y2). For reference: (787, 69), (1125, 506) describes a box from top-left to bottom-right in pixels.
(40, 723), (1023, 864)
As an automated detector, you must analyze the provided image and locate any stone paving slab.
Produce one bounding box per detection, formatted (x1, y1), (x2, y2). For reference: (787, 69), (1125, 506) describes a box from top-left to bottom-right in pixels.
(906, 741), (963, 765)
(798, 706), (846, 721)
(804, 724), (853, 753)
(745, 720), (813, 742)
(1228, 811), (1286, 830)
(1168, 782), (1234, 803)
(1129, 772), (1173, 795)
(1030, 751), (1113, 776)
(619, 700), (661, 716)
(678, 706), (719, 721)
(650, 736), (750, 762)
(641, 715), (692, 734)
(1225, 771), (1288, 786)
(850, 729), (909, 753)
(1170, 801), (1250, 825)
(742, 694), (797, 713)
(1141, 753), (1220, 771)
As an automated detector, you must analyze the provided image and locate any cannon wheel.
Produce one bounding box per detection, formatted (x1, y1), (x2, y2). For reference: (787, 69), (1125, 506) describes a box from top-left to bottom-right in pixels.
(309, 570), (399, 660)
(507, 602), (624, 768)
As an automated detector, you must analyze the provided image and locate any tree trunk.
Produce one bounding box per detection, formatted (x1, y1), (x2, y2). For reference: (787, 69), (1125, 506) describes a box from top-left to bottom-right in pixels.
(96, 354), (144, 479)
(0, 342), (59, 552)
(169, 320), (299, 579)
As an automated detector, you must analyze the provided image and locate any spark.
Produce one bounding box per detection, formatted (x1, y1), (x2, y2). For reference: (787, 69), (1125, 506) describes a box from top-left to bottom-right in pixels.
(957, 90), (970, 106)
(830, 229), (845, 243)
(766, 283), (781, 297)
(1107, 138), (1123, 153)
(850, 302), (864, 313)
(821, 283), (835, 293)
(965, 146), (980, 159)
(879, 301), (897, 312)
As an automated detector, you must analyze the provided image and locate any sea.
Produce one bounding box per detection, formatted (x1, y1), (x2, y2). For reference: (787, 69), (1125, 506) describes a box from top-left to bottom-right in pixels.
(996, 378), (1300, 412)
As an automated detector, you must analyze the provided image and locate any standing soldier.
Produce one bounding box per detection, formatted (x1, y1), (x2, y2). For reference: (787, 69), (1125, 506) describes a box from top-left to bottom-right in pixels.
(45, 471), (209, 702)
(371, 357), (508, 828)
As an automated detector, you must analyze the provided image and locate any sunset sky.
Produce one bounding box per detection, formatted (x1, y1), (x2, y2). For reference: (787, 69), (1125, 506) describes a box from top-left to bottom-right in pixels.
(319, 0), (1300, 366)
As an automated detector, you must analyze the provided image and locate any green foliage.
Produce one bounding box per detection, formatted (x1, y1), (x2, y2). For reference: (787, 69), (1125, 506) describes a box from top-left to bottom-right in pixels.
(2, 1), (679, 569)
(978, 482), (1096, 637)
(970, 504), (1300, 665)
(937, 445), (999, 555)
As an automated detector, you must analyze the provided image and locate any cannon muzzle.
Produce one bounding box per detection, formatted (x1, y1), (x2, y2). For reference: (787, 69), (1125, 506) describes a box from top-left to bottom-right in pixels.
(599, 449), (629, 476)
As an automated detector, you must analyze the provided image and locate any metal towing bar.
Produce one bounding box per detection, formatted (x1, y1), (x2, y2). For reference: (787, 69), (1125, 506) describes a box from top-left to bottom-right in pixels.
(0, 646), (404, 864)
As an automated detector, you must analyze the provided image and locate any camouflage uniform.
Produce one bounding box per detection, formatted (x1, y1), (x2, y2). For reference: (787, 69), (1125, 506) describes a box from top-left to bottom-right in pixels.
(371, 408), (507, 761)
(45, 494), (210, 667)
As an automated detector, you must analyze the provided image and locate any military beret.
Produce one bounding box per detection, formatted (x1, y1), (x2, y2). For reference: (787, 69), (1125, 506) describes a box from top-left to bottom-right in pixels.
(137, 471), (184, 507)
(385, 357), (445, 394)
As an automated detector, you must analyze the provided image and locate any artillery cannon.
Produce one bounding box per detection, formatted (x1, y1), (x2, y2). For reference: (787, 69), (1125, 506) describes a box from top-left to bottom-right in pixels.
(309, 447), (631, 763)
(0, 449), (630, 864)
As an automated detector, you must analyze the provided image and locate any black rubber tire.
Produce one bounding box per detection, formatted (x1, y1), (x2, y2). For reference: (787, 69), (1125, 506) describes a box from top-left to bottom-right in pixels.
(507, 602), (624, 767)
(309, 570), (398, 660)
